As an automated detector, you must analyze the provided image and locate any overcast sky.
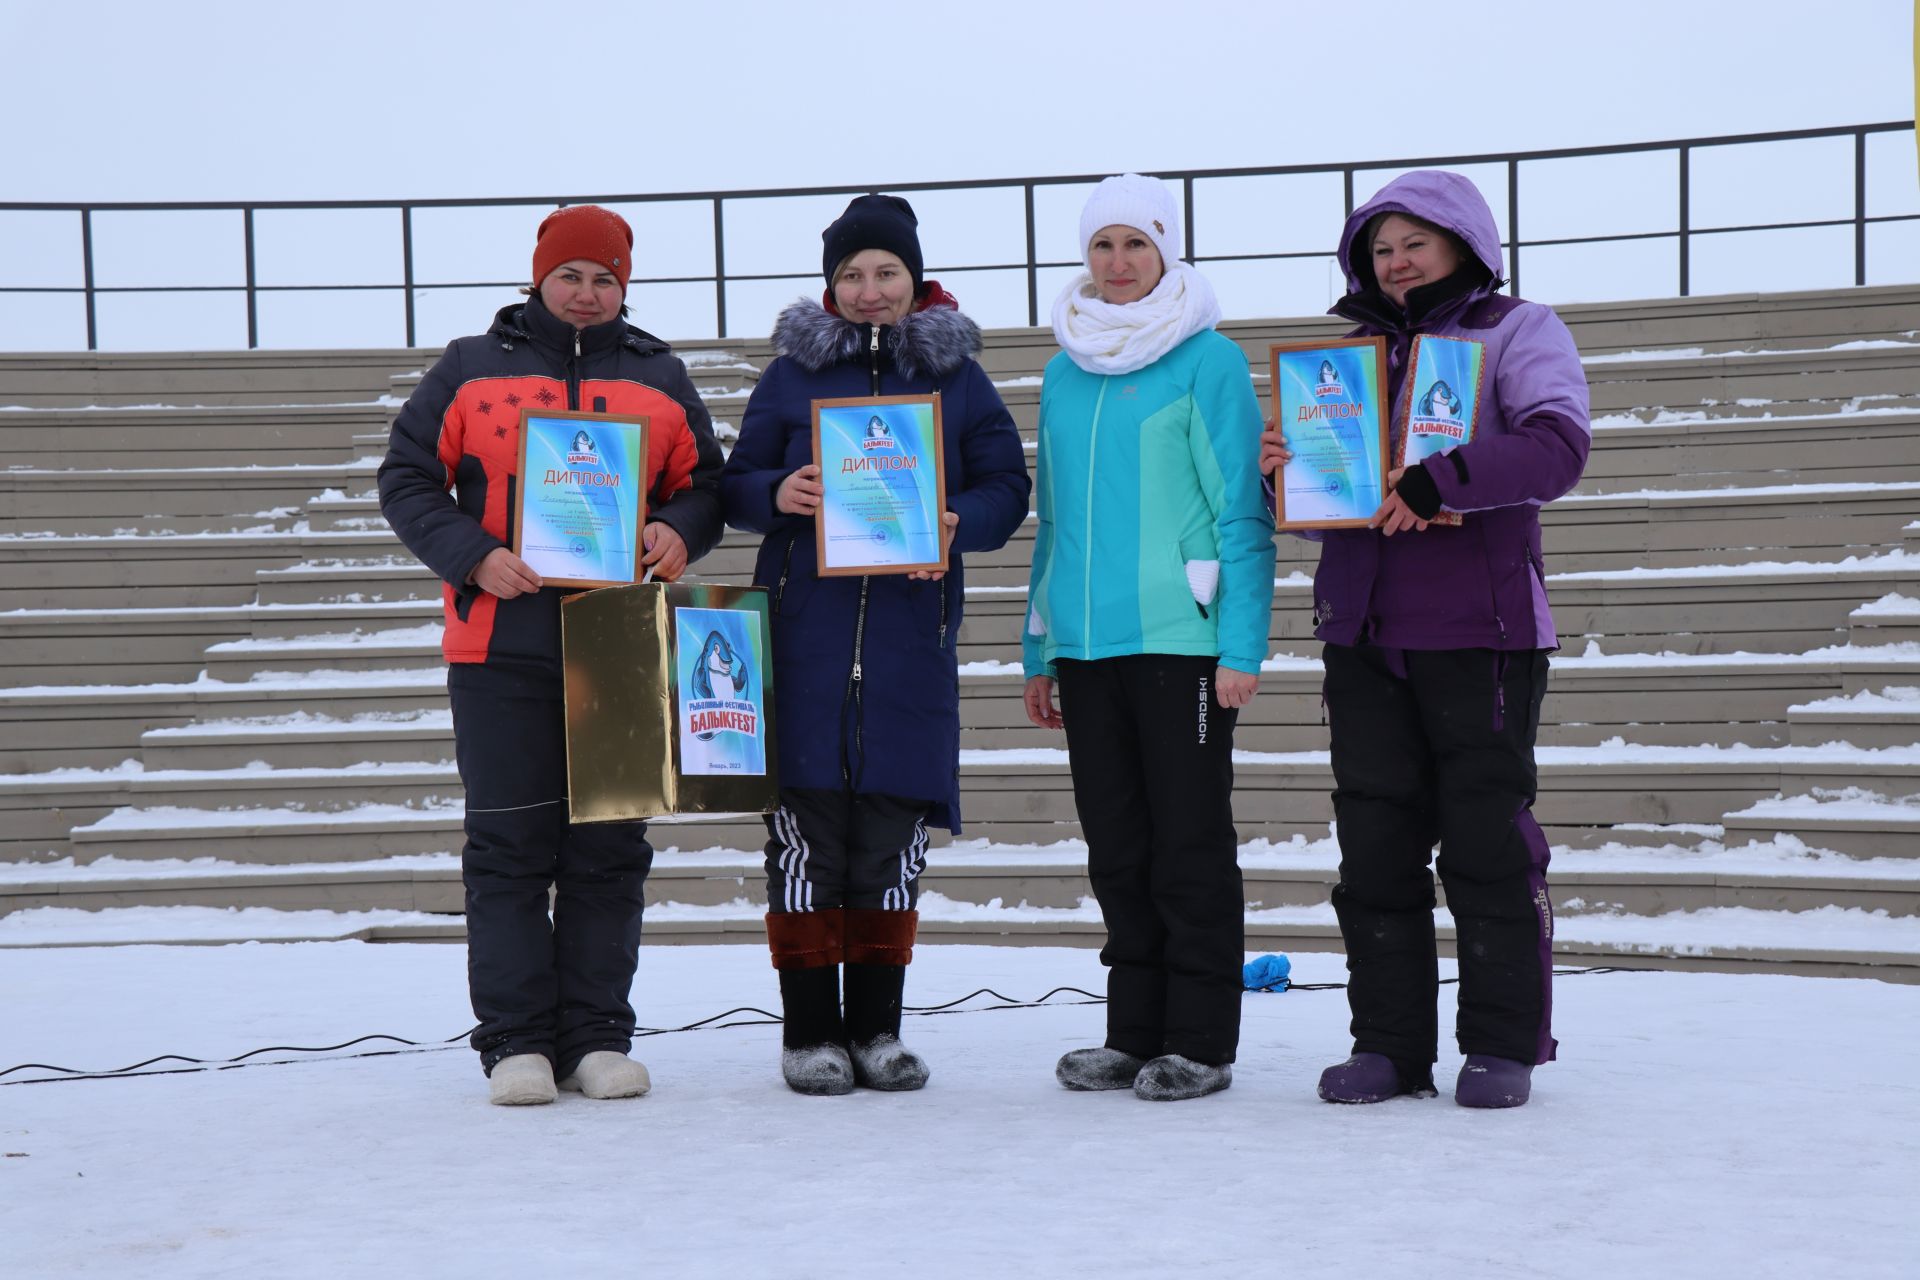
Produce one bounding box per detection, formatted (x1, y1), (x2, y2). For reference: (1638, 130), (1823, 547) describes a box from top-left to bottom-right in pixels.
(2, 0), (1914, 348)
(10, 0), (1912, 201)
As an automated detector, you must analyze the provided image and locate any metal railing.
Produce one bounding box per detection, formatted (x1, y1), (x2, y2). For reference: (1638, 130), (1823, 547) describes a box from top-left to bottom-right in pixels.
(6, 121), (1915, 349)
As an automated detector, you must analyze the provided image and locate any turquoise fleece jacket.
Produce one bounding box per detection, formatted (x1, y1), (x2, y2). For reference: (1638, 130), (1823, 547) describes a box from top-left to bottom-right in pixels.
(1023, 328), (1276, 679)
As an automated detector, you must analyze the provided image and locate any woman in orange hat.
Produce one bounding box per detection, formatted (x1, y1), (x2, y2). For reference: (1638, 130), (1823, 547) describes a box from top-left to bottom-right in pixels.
(380, 205), (726, 1106)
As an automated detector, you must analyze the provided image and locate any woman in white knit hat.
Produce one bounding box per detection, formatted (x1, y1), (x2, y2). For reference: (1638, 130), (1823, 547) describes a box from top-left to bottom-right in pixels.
(1022, 174), (1275, 1101)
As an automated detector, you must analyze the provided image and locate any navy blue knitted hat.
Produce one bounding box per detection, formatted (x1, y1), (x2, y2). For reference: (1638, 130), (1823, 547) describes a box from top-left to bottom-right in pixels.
(822, 194), (924, 290)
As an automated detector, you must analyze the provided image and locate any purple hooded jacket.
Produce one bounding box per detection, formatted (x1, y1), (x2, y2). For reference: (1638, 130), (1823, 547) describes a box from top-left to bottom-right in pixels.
(1312, 170), (1590, 651)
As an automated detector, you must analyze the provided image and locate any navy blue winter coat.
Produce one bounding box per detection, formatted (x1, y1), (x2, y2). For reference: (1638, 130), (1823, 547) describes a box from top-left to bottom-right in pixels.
(720, 297), (1031, 831)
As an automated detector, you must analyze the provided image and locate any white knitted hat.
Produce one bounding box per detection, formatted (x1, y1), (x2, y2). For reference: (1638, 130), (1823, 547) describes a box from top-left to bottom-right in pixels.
(1078, 174), (1181, 268)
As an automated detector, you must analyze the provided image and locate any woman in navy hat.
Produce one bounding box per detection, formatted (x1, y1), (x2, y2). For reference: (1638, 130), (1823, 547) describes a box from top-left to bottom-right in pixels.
(721, 195), (1030, 1095)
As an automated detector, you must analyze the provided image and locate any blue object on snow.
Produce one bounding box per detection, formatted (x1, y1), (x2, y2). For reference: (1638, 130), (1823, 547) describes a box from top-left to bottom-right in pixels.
(1243, 954), (1291, 993)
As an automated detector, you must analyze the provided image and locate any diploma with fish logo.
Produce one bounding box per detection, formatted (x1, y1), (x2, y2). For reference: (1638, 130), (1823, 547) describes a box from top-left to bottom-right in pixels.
(675, 606), (768, 777)
(512, 408), (648, 588)
(1269, 338), (1389, 530)
(1393, 335), (1484, 528)
(812, 393), (947, 576)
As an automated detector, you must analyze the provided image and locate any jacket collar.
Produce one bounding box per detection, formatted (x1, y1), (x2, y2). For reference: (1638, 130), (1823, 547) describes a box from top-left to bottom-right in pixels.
(1331, 259), (1494, 334)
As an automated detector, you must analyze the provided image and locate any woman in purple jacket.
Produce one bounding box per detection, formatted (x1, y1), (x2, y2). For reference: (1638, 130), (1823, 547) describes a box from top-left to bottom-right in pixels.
(1263, 170), (1590, 1108)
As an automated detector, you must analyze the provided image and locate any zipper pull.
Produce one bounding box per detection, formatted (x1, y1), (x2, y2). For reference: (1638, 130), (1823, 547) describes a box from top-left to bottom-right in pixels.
(870, 325), (880, 355)
(574, 331), (582, 358)
(851, 662), (863, 682)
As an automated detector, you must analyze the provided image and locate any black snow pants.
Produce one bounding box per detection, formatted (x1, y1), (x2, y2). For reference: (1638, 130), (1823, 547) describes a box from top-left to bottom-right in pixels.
(448, 662), (654, 1076)
(1323, 642), (1558, 1068)
(1056, 655), (1245, 1067)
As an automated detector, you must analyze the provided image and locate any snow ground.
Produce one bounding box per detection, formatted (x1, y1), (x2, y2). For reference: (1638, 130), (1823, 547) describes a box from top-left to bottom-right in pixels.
(3, 942), (1916, 1278)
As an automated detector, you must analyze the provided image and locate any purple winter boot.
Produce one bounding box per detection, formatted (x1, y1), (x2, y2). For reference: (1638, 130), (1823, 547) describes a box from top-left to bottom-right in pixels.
(1317, 1053), (1437, 1104)
(1455, 1054), (1533, 1108)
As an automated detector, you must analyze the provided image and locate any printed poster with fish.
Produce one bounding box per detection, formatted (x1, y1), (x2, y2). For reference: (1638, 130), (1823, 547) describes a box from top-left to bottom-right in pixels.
(811, 393), (947, 576)
(1393, 335), (1485, 528)
(674, 606), (768, 777)
(512, 408), (648, 587)
(1269, 338), (1389, 530)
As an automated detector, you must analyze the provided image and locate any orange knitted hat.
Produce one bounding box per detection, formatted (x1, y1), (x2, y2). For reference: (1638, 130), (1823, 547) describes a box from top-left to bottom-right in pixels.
(531, 205), (634, 292)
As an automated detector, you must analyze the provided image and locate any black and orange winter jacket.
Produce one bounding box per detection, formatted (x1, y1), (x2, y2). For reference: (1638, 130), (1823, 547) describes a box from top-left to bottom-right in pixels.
(378, 294), (725, 672)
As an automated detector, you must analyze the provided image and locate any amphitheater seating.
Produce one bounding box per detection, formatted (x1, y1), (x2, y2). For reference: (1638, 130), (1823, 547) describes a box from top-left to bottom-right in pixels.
(1, 283), (1915, 980)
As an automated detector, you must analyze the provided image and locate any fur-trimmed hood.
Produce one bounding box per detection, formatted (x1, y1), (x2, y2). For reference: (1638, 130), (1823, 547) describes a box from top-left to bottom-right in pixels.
(770, 299), (983, 381)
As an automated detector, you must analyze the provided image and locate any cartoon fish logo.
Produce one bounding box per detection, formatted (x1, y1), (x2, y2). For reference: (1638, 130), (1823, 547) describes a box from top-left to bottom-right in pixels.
(1417, 379), (1462, 420)
(860, 414), (897, 450)
(690, 629), (749, 717)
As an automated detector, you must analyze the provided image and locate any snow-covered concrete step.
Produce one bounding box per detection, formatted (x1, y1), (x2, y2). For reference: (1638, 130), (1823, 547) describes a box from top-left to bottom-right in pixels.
(979, 357), (1920, 441)
(1789, 687), (1920, 748)
(1574, 408), (1920, 494)
(960, 557), (1920, 662)
(0, 608), (259, 688)
(352, 903), (1920, 983)
(1513, 557), (1920, 656)
(0, 605), (443, 691)
(1578, 342), (1920, 413)
(1723, 794), (1920, 859)
(253, 559), (441, 605)
(9, 836), (1919, 925)
(0, 348), (421, 409)
(965, 649), (1920, 751)
(0, 403), (385, 470)
(33, 745), (1915, 864)
(0, 854), (467, 917)
(0, 462), (379, 537)
(239, 599), (441, 638)
(0, 531), (407, 612)
(139, 711), (454, 770)
(303, 491), (382, 533)
(13, 767), (470, 859)
(1849, 594), (1920, 646)
(1774, 758), (1919, 803)
(61, 806), (769, 865)
(1538, 482), (1920, 573)
(65, 804), (465, 864)
(1, 669), (447, 772)
(199, 626), (447, 679)
(4, 898), (1913, 982)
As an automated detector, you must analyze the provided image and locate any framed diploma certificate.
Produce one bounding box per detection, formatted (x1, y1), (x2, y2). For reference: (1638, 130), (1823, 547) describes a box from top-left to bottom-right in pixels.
(811, 393), (947, 577)
(512, 408), (648, 588)
(1393, 335), (1484, 527)
(1269, 338), (1389, 531)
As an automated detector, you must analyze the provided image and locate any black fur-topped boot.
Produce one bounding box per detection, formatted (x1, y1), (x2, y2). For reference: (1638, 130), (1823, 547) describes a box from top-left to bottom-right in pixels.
(841, 908), (929, 1091)
(779, 966), (854, 1096)
(843, 962), (929, 1091)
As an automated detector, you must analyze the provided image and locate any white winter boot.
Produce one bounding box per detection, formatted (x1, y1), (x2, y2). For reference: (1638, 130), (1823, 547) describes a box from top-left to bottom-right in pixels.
(558, 1051), (653, 1099)
(488, 1053), (558, 1106)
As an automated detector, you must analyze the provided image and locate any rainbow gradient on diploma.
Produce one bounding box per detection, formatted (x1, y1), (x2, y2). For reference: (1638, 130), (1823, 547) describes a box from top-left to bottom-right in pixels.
(1276, 346), (1385, 523)
(818, 400), (940, 569)
(519, 414), (643, 582)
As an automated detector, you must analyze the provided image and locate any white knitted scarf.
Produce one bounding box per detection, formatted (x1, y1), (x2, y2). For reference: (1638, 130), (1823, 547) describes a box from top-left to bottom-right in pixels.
(1050, 262), (1223, 376)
